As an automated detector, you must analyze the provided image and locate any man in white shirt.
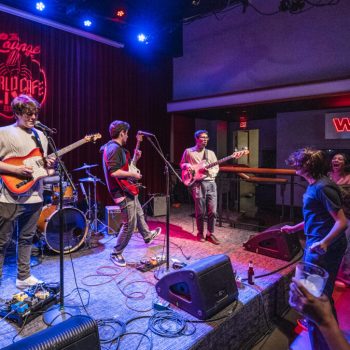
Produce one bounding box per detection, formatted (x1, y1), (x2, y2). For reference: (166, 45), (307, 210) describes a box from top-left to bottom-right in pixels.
(0, 94), (55, 288)
(180, 130), (220, 245)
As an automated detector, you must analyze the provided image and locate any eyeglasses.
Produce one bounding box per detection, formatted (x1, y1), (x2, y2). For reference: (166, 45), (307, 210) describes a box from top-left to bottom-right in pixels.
(23, 111), (39, 118)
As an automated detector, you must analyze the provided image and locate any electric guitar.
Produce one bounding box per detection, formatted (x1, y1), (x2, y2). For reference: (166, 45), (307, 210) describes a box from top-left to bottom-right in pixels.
(182, 148), (250, 187)
(116, 133), (143, 196)
(1, 133), (101, 194)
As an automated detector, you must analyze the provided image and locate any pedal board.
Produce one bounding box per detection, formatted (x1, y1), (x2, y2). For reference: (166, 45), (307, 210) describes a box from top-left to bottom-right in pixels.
(136, 258), (166, 272)
(0, 283), (59, 326)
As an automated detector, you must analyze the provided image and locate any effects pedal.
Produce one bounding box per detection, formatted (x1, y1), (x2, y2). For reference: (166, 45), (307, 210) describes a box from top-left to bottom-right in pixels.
(136, 256), (166, 272)
(0, 283), (59, 326)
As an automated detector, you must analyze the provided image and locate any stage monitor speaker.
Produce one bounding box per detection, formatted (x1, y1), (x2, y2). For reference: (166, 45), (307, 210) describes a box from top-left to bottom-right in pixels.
(155, 254), (238, 320)
(105, 205), (122, 234)
(243, 222), (301, 261)
(148, 195), (166, 217)
(2, 315), (101, 350)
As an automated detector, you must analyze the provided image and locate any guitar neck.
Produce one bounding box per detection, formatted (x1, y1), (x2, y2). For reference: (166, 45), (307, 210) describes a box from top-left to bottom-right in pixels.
(48, 138), (88, 158)
(132, 139), (142, 165)
(206, 154), (236, 169)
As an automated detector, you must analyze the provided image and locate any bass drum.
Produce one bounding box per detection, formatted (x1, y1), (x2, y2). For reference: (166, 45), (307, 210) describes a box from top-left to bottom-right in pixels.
(37, 205), (87, 254)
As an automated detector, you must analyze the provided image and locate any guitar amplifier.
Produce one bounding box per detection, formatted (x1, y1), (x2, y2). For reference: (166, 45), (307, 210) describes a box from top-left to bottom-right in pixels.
(104, 206), (122, 235)
(148, 195), (167, 217)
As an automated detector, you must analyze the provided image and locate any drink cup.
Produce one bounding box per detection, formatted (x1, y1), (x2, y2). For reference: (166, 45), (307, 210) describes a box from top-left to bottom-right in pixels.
(294, 262), (329, 297)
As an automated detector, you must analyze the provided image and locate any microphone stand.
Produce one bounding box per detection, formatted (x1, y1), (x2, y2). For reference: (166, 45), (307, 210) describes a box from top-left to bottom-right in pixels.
(42, 131), (80, 325)
(144, 136), (182, 279)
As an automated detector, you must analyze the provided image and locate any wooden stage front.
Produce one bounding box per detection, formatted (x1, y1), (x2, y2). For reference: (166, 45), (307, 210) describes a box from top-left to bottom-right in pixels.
(0, 204), (301, 350)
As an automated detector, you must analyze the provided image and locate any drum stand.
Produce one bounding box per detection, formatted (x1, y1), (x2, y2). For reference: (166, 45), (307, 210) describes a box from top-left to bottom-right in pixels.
(80, 170), (107, 242)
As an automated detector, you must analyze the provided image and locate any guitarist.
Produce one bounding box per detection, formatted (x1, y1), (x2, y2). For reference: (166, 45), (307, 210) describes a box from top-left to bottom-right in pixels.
(0, 94), (55, 289)
(180, 130), (220, 245)
(101, 120), (161, 267)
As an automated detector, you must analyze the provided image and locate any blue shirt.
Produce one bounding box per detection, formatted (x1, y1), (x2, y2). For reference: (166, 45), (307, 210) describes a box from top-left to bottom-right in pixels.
(303, 176), (344, 244)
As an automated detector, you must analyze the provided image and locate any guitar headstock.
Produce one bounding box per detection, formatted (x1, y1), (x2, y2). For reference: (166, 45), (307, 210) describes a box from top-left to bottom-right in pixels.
(232, 148), (250, 159)
(136, 133), (144, 142)
(85, 133), (102, 143)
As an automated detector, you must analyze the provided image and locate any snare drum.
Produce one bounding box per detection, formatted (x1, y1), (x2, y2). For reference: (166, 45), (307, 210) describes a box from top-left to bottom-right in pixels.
(52, 182), (76, 204)
(37, 205), (87, 253)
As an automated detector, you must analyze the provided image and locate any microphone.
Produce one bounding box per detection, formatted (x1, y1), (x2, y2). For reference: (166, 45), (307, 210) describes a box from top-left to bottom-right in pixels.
(137, 130), (155, 137)
(34, 121), (57, 134)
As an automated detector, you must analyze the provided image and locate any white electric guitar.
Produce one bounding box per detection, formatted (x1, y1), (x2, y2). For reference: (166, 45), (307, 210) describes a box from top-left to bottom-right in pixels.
(181, 149), (249, 187)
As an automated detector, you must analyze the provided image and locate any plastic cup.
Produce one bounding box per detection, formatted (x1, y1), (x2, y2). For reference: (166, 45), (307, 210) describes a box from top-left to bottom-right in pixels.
(294, 262), (329, 297)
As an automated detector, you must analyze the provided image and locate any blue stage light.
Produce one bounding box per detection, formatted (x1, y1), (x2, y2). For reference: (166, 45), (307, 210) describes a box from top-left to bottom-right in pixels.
(36, 2), (45, 11)
(137, 33), (149, 44)
(83, 20), (92, 27)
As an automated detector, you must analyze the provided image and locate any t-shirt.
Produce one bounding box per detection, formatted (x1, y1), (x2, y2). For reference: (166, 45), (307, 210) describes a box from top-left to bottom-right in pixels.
(303, 176), (344, 243)
(102, 140), (132, 200)
(180, 147), (219, 180)
(0, 124), (48, 204)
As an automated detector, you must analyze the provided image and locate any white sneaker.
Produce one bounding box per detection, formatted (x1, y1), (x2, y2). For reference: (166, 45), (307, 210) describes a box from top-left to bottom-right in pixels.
(16, 275), (43, 289)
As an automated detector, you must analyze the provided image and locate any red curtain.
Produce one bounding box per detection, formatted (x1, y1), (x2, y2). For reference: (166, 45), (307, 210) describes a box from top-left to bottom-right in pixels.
(0, 11), (173, 204)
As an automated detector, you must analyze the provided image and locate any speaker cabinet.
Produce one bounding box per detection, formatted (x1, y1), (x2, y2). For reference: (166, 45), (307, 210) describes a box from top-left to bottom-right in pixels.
(148, 195), (166, 217)
(2, 315), (101, 350)
(155, 254), (238, 320)
(105, 206), (122, 234)
(243, 222), (301, 261)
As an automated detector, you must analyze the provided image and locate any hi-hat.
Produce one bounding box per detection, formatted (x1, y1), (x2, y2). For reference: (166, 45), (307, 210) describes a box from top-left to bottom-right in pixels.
(73, 163), (98, 171)
(79, 177), (97, 182)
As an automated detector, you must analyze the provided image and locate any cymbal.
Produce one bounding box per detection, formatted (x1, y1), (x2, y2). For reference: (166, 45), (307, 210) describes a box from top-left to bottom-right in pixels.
(79, 177), (97, 182)
(73, 163), (98, 171)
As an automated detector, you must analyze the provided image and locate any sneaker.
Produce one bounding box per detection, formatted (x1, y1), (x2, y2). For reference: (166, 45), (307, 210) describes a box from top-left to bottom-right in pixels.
(110, 252), (126, 267)
(16, 275), (43, 289)
(144, 227), (161, 244)
(206, 234), (220, 245)
(198, 234), (205, 242)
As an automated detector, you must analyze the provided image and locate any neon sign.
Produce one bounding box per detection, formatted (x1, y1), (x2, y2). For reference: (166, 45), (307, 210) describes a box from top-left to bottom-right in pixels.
(332, 117), (350, 133)
(0, 33), (47, 120)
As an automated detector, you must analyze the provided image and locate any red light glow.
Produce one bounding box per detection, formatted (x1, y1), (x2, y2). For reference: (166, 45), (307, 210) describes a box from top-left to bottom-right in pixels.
(116, 10), (125, 17)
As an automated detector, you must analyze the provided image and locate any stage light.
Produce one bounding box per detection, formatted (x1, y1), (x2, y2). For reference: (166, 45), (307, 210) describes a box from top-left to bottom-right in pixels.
(36, 2), (45, 11)
(83, 19), (92, 27)
(116, 9), (125, 18)
(137, 33), (149, 44)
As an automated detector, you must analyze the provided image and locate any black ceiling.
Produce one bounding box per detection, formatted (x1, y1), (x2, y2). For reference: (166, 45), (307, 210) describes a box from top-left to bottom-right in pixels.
(0, 0), (247, 56)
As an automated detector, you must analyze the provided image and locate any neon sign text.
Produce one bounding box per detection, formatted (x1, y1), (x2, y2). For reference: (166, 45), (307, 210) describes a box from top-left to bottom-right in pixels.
(332, 117), (350, 133)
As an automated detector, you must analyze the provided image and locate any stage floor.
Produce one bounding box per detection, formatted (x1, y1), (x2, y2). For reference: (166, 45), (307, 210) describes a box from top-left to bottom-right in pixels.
(0, 204), (300, 349)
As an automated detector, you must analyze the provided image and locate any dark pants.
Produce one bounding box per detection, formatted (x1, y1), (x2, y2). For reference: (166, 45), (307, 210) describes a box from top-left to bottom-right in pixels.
(304, 234), (347, 350)
(191, 181), (217, 236)
(0, 202), (42, 280)
(113, 196), (152, 254)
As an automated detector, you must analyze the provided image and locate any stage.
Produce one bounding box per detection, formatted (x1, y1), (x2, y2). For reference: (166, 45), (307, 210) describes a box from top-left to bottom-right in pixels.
(0, 204), (301, 350)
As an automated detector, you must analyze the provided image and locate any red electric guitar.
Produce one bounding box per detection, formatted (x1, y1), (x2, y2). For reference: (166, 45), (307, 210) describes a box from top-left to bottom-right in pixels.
(1, 133), (102, 194)
(116, 133), (143, 196)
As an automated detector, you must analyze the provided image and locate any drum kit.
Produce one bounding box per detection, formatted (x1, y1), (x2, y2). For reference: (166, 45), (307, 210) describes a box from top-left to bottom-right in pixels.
(37, 163), (108, 254)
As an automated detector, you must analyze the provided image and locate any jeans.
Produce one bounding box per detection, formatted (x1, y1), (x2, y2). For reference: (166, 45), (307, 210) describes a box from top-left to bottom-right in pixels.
(0, 202), (42, 280)
(113, 196), (152, 254)
(190, 181), (217, 236)
(304, 234), (347, 350)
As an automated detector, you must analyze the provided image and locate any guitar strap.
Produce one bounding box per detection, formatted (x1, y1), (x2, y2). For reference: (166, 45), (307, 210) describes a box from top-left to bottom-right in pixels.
(204, 149), (208, 161)
(31, 128), (45, 155)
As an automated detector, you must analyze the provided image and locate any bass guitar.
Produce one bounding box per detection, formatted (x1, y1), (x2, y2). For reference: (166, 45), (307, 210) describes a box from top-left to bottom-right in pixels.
(116, 133), (143, 196)
(182, 148), (250, 187)
(1, 133), (101, 194)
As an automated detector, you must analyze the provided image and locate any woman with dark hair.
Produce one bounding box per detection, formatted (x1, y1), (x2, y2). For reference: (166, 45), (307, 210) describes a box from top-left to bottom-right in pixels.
(328, 153), (350, 286)
(281, 147), (348, 350)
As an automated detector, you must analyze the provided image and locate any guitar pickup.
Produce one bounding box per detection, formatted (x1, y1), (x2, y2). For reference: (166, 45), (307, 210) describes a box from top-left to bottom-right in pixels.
(16, 178), (33, 188)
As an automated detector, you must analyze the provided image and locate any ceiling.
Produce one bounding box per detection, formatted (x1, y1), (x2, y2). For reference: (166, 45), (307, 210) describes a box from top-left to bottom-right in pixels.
(0, 0), (246, 56)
